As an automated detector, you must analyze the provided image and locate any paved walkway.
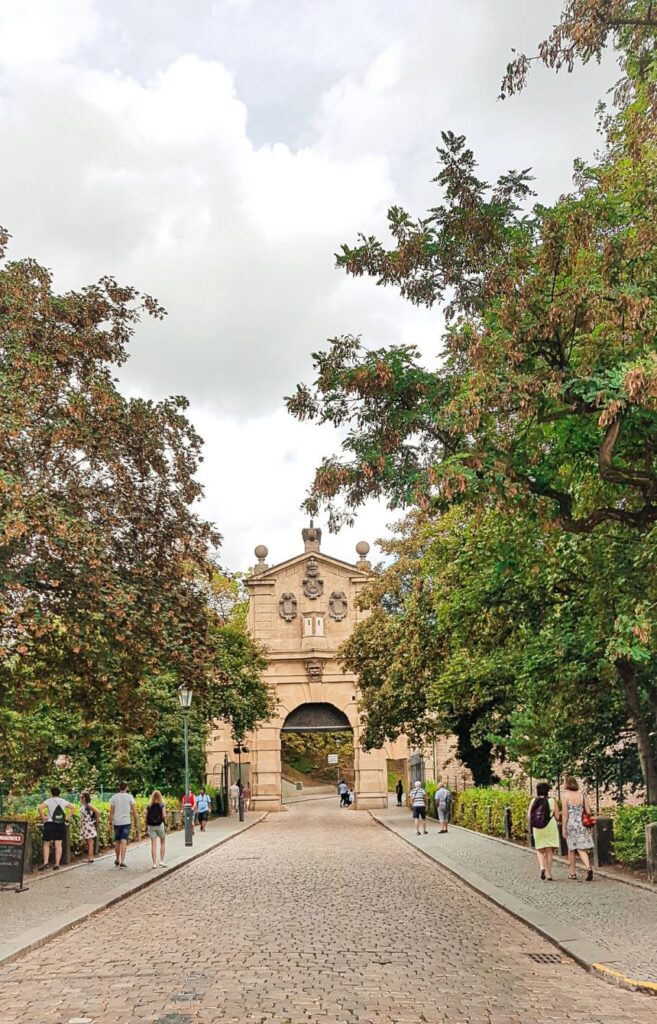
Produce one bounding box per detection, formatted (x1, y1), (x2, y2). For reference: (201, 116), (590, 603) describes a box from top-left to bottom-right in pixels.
(0, 801), (654, 1023)
(0, 813), (260, 965)
(374, 803), (657, 991)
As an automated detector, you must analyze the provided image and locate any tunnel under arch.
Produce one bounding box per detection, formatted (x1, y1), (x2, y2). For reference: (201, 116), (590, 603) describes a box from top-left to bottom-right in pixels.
(280, 702), (352, 733)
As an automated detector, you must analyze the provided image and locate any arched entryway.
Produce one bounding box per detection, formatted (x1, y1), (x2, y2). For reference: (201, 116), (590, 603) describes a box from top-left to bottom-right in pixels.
(281, 703), (354, 803)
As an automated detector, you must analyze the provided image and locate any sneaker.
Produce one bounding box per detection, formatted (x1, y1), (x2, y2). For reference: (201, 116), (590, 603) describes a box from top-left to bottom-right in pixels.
(38, 863), (49, 871)
(52, 865), (60, 870)
(159, 861), (167, 867)
(119, 863), (127, 868)
(114, 859), (120, 866)
(151, 862), (158, 869)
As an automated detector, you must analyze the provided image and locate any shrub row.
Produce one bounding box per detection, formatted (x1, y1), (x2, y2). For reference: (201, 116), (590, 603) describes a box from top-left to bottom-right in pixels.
(612, 804), (657, 867)
(12, 795), (186, 864)
(452, 787), (531, 838)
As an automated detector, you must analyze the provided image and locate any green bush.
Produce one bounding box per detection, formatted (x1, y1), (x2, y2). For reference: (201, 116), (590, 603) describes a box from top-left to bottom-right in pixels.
(611, 804), (657, 866)
(425, 781), (438, 818)
(453, 787), (531, 838)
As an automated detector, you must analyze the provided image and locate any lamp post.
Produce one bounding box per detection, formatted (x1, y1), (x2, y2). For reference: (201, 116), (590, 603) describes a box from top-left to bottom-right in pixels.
(178, 683), (194, 847)
(233, 742), (249, 821)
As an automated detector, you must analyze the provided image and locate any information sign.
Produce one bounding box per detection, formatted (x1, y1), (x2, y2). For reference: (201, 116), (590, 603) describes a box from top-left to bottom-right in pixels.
(327, 754), (339, 765)
(0, 820), (28, 891)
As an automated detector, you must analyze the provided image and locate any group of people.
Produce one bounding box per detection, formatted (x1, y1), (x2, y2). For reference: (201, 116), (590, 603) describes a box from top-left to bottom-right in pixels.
(529, 776), (595, 881)
(229, 779), (252, 812)
(398, 774), (597, 882)
(37, 782), (215, 871)
(404, 780), (453, 835)
(337, 780), (355, 806)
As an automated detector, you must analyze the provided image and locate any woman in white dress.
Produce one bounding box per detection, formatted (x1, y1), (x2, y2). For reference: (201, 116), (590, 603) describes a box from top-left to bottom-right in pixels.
(563, 776), (594, 881)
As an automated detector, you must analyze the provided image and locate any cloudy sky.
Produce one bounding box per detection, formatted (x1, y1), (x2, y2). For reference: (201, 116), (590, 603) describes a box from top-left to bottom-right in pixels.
(0, 0), (615, 570)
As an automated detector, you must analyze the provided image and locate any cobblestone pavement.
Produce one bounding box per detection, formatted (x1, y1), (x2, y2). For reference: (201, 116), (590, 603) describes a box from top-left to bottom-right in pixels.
(0, 814), (257, 965)
(0, 800), (654, 1024)
(376, 804), (657, 985)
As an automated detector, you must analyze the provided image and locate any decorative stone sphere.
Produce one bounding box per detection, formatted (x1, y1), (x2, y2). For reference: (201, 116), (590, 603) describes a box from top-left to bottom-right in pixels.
(254, 544), (268, 560)
(356, 540), (370, 557)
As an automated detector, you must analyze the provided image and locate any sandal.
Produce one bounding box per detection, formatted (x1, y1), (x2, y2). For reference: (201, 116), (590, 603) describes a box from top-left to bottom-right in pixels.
(568, 874), (577, 879)
(540, 868), (546, 880)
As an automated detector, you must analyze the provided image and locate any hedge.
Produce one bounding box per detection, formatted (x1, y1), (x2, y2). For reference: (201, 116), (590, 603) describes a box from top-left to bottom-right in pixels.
(11, 794), (186, 865)
(611, 804), (657, 867)
(452, 787), (531, 838)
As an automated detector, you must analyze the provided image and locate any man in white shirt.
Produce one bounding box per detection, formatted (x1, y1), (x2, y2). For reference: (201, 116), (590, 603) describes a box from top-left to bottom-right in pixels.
(229, 781), (240, 813)
(109, 781), (140, 867)
(434, 783), (453, 833)
(409, 780), (428, 836)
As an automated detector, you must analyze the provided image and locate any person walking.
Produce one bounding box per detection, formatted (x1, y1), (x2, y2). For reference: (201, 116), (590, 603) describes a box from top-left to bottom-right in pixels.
(146, 790), (167, 868)
(528, 782), (560, 880)
(409, 779), (428, 835)
(181, 789), (196, 832)
(337, 779), (349, 807)
(196, 787), (211, 830)
(38, 786), (75, 870)
(563, 776), (595, 880)
(240, 782), (251, 813)
(395, 779), (404, 807)
(109, 781), (140, 867)
(79, 791), (100, 864)
(229, 780), (240, 813)
(434, 782), (452, 834)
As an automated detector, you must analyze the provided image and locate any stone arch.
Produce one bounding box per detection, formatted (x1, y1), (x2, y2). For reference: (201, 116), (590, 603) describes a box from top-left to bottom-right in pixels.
(281, 702), (352, 733)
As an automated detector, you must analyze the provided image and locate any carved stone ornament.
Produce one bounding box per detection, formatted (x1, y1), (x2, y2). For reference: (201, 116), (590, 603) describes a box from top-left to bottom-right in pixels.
(302, 556), (324, 600)
(304, 658), (324, 683)
(278, 592), (298, 622)
(329, 590), (348, 622)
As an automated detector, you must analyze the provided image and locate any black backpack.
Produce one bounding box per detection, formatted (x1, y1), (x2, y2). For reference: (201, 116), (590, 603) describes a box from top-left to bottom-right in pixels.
(147, 803), (164, 826)
(51, 802), (66, 823)
(530, 796), (551, 830)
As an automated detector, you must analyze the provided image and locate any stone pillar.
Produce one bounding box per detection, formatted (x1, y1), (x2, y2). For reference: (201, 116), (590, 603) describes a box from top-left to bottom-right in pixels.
(646, 822), (657, 883)
(251, 724), (285, 812)
(353, 742), (388, 810)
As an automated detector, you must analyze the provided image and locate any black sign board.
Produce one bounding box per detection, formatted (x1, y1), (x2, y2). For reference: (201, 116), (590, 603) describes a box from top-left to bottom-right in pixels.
(0, 820), (28, 891)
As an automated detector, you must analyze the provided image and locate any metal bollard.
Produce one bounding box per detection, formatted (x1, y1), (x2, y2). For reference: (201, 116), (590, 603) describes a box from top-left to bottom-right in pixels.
(504, 806), (512, 840)
(646, 821), (657, 883)
(593, 816), (614, 867)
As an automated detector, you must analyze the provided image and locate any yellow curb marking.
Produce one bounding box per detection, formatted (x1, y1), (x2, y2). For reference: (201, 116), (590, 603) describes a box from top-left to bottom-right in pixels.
(592, 963), (657, 994)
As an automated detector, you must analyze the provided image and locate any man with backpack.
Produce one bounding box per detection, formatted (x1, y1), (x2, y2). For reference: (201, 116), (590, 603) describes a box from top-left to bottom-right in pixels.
(434, 783), (452, 834)
(196, 788), (211, 831)
(38, 786), (75, 870)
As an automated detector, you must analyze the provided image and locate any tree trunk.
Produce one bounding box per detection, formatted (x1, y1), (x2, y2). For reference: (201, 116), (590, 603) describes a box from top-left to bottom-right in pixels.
(616, 658), (657, 803)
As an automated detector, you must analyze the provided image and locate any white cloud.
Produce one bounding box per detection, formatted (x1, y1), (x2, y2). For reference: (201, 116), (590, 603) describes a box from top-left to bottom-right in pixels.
(0, 0), (618, 564)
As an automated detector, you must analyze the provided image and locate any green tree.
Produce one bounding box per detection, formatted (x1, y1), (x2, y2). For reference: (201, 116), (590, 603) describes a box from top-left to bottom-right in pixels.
(288, 2), (657, 792)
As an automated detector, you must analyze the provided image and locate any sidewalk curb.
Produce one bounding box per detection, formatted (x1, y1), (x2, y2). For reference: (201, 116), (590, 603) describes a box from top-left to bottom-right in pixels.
(0, 813), (267, 968)
(370, 812), (657, 998)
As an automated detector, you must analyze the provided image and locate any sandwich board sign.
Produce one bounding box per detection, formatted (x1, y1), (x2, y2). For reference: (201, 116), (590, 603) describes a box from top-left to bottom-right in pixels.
(0, 821), (29, 892)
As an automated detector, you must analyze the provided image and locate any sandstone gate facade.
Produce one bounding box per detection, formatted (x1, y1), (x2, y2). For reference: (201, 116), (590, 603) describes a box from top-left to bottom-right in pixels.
(207, 525), (404, 810)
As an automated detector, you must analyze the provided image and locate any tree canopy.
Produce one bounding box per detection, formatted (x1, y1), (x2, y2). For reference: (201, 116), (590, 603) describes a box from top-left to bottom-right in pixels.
(0, 230), (275, 792)
(287, 1), (657, 795)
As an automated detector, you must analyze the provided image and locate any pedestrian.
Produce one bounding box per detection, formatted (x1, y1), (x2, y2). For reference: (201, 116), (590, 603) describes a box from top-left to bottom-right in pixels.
(562, 776), (595, 881)
(146, 790), (167, 868)
(395, 779), (404, 807)
(109, 781), (140, 867)
(79, 791), (100, 864)
(230, 779), (240, 813)
(196, 787), (212, 830)
(434, 782), (452, 834)
(409, 779), (428, 835)
(337, 779), (349, 807)
(38, 786), (75, 871)
(241, 782), (251, 812)
(181, 789), (196, 832)
(347, 788), (355, 805)
(528, 781), (560, 880)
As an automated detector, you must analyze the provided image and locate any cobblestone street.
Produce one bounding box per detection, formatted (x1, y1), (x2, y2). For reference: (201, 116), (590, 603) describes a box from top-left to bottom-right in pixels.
(0, 799), (654, 1024)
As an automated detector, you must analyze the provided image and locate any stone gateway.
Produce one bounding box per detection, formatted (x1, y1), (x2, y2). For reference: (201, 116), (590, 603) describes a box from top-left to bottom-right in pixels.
(207, 526), (404, 810)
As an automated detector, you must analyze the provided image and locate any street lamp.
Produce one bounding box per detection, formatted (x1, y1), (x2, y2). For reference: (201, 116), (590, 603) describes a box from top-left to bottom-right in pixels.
(178, 683), (194, 847)
(233, 742), (249, 821)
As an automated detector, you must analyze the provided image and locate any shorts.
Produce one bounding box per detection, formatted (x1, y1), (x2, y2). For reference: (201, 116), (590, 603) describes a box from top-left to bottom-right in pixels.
(197, 811), (209, 822)
(437, 805), (449, 823)
(43, 821), (66, 842)
(147, 824), (165, 839)
(412, 806), (426, 819)
(113, 824), (131, 842)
